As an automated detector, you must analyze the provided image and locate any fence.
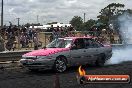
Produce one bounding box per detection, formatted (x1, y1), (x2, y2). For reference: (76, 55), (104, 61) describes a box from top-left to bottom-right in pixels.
(2, 31), (121, 51)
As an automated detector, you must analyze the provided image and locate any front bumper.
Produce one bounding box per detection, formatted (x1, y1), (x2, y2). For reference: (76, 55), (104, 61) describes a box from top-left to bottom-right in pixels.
(23, 64), (53, 70)
(20, 59), (55, 70)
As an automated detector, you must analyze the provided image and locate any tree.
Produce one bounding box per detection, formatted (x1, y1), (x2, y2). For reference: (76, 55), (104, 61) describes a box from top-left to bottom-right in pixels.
(126, 9), (132, 14)
(25, 23), (31, 28)
(97, 3), (125, 43)
(82, 19), (96, 31)
(69, 16), (83, 31)
(97, 3), (125, 25)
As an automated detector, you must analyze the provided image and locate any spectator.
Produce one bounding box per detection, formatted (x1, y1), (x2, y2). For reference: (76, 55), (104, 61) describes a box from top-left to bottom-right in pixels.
(6, 36), (15, 51)
(1, 25), (6, 39)
(20, 32), (28, 48)
(52, 26), (58, 40)
(49, 25), (54, 32)
(56, 26), (61, 38)
(28, 28), (33, 40)
(33, 33), (39, 50)
(6, 26), (12, 39)
(0, 34), (5, 51)
(64, 25), (68, 37)
(22, 26), (27, 33)
(48, 25), (54, 32)
(60, 26), (65, 37)
(49, 35), (53, 43)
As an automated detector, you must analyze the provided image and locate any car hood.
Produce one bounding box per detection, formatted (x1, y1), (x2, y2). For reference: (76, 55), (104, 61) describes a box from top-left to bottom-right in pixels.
(23, 48), (70, 56)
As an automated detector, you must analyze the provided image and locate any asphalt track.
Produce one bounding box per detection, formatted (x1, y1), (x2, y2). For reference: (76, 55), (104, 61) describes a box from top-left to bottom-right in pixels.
(0, 44), (131, 88)
(0, 61), (131, 88)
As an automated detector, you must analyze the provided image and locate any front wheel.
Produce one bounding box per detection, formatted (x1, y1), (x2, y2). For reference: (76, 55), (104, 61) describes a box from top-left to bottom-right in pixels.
(53, 57), (67, 73)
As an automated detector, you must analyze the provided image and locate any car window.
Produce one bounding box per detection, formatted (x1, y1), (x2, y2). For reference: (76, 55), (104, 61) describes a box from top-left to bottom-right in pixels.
(95, 41), (104, 47)
(84, 39), (103, 48)
(73, 38), (85, 49)
(46, 38), (72, 48)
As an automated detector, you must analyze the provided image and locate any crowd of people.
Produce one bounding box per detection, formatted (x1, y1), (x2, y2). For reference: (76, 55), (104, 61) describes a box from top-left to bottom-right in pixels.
(47, 25), (75, 42)
(0, 23), (110, 51)
(0, 25), (41, 51)
(0, 24), (76, 51)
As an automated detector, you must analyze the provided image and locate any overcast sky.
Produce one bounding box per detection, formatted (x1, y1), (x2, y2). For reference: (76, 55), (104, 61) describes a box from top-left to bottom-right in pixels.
(0, 0), (132, 25)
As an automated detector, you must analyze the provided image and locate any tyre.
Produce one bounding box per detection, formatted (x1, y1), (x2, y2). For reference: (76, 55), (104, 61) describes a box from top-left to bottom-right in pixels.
(53, 56), (67, 73)
(95, 55), (105, 67)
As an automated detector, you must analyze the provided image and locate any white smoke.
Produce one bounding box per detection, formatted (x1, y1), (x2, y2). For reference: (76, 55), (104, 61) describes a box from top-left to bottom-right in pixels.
(105, 12), (132, 65)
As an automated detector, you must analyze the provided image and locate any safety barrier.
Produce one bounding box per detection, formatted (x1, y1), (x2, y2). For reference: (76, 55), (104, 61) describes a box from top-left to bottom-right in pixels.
(0, 50), (32, 61)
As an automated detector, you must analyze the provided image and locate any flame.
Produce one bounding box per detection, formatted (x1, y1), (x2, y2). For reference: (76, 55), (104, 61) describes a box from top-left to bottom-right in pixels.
(78, 66), (86, 76)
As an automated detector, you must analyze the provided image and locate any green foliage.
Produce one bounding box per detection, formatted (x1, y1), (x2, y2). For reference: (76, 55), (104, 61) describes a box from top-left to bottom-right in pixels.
(82, 19), (96, 31)
(25, 23), (31, 28)
(69, 3), (132, 33)
(69, 16), (83, 31)
(69, 16), (96, 31)
(97, 3), (125, 25)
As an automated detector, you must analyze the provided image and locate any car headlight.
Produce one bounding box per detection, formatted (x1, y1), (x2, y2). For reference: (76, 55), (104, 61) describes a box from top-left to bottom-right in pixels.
(36, 56), (53, 59)
(22, 55), (37, 59)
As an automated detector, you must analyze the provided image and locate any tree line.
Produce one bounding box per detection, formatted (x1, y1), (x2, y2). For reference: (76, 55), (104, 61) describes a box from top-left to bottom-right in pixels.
(69, 3), (132, 32)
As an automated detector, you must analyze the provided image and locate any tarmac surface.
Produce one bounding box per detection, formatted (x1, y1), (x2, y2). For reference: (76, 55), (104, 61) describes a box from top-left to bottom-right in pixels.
(0, 61), (131, 88)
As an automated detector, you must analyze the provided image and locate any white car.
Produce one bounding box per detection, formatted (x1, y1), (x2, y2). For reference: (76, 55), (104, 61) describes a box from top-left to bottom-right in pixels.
(20, 37), (112, 72)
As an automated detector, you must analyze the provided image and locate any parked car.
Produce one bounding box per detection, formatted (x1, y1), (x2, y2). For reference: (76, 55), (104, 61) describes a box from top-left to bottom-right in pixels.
(20, 37), (112, 72)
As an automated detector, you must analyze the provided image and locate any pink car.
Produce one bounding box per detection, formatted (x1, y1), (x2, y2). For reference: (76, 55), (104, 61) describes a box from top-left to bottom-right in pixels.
(20, 37), (112, 72)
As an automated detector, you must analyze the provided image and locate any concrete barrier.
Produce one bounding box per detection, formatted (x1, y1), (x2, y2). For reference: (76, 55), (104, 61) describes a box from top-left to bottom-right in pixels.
(0, 50), (32, 61)
(0, 44), (130, 61)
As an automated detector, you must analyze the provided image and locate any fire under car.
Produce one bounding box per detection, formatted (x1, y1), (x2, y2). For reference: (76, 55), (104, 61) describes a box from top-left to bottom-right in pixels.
(20, 37), (112, 72)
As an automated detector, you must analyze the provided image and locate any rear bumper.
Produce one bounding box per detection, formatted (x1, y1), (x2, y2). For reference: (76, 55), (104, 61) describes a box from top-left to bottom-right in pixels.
(106, 52), (112, 60)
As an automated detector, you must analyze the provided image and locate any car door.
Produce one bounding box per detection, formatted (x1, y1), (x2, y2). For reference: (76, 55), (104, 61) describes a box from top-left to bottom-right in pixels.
(70, 38), (86, 66)
(83, 39), (101, 64)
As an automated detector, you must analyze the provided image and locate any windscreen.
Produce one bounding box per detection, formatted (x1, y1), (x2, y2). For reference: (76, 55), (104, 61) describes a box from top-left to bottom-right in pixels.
(46, 38), (73, 48)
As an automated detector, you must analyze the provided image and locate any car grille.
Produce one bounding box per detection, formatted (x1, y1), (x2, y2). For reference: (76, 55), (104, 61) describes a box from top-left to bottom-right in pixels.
(24, 57), (37, 60)
(23, 63), (42, 65)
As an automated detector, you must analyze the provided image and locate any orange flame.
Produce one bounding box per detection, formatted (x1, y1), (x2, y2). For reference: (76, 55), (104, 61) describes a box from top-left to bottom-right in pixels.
(78, 66), (86, 76)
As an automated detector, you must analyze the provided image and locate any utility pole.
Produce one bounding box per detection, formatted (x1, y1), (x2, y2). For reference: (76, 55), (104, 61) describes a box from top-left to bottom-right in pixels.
(16, 18), (20, 49)
(16, 18), (20, 27)
(37, 15), (39, 23)
(84, 13), (86, 23)
(1, 0), (3, 28)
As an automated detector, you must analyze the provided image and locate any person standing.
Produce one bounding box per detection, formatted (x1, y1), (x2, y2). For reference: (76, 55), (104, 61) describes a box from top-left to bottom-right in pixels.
(20, 32), (26, 48)
(33, 33), (39, 50)
(5, 36), (15, 51)
(0, 34), (5, 52)
(51, 25), (57, 40)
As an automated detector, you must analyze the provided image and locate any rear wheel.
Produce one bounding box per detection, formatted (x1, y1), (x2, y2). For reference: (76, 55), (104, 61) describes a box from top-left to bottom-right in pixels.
(53, 56), (67, 73)
(96, 55), (105, 66)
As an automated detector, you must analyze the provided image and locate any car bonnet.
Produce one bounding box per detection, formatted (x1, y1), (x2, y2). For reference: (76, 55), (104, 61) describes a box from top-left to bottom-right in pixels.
(23, 48), (70, 56)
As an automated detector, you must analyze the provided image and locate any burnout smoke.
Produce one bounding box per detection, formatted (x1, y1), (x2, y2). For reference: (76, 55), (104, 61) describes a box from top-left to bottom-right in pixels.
(106, 12), (132, 65)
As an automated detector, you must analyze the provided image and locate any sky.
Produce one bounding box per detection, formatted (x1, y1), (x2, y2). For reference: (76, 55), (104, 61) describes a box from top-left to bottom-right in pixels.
(0, 0), (132, 25)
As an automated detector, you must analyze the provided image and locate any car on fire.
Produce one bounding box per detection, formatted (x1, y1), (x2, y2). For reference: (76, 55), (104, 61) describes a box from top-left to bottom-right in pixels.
(20, 37), (112, 72)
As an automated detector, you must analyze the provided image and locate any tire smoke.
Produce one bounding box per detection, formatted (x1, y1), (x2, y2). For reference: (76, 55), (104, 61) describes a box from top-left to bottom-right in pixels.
(105, 12), (132, 65)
